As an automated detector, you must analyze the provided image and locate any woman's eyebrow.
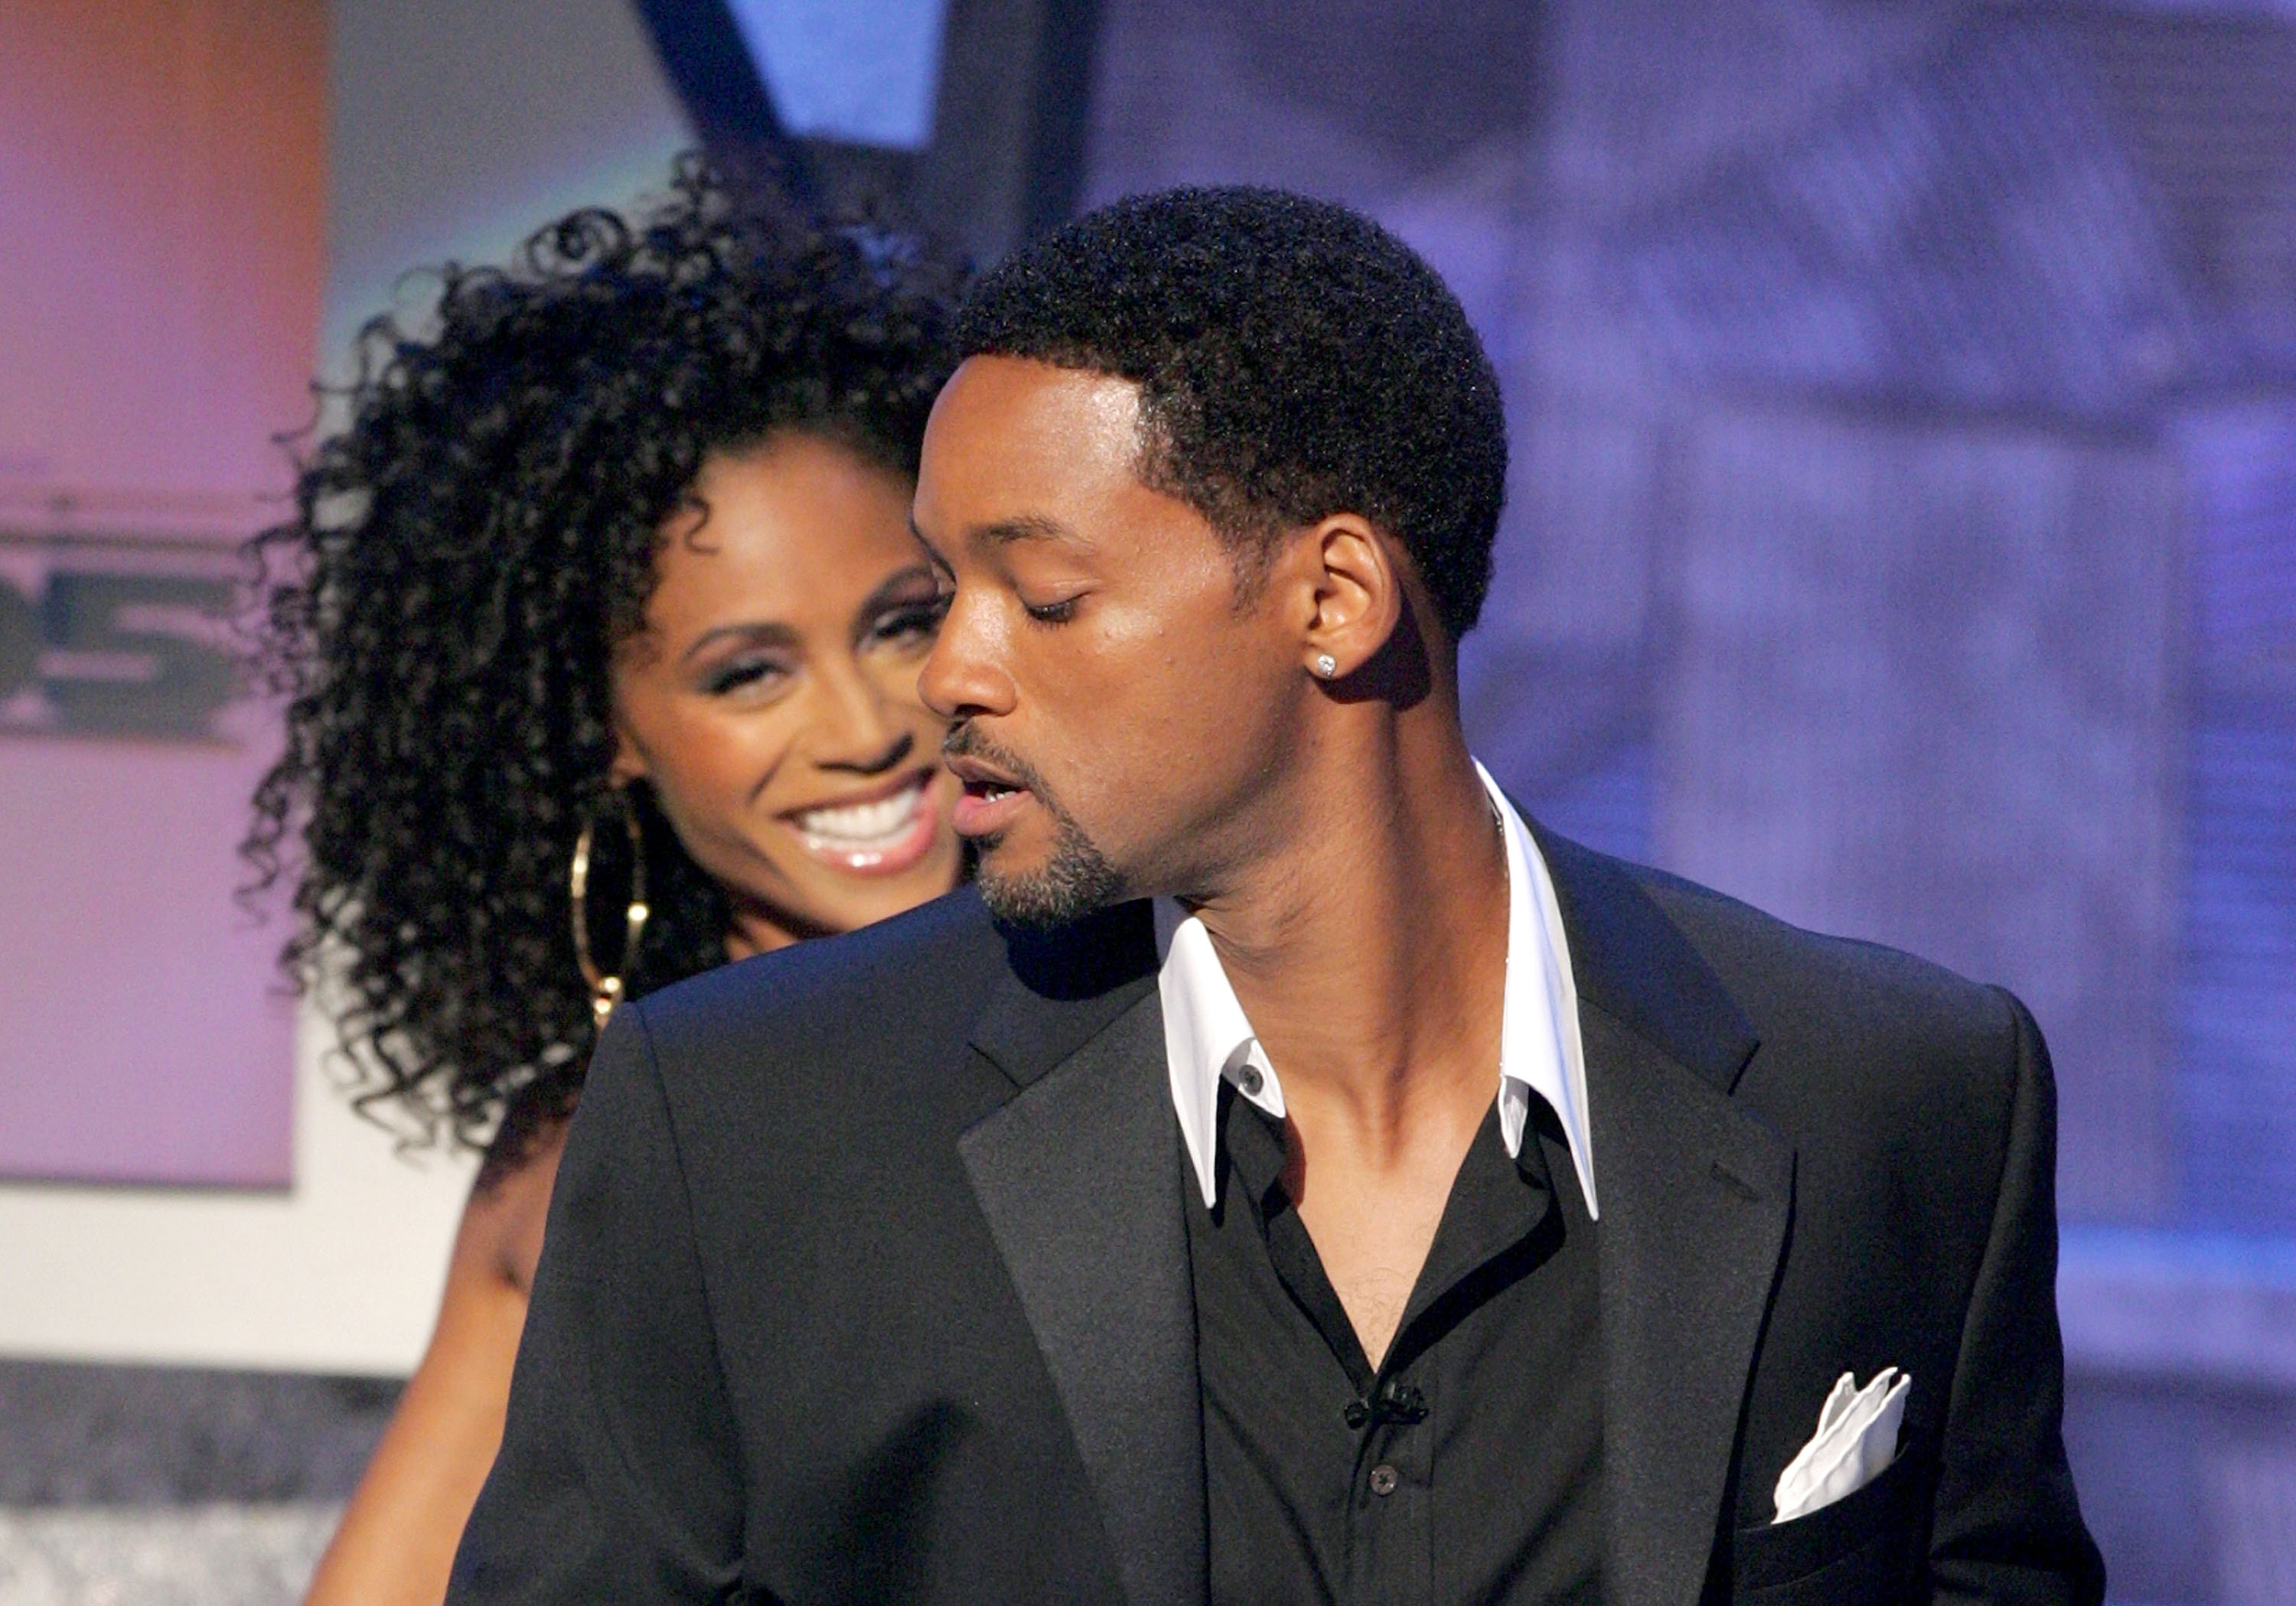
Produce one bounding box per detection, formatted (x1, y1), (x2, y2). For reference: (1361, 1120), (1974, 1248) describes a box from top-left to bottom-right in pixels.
(677, 619), (803, 666)
(855, 563), (941, 615)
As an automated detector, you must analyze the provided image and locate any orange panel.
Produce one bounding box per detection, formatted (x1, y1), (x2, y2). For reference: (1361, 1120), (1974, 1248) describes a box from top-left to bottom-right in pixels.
(0, 0), (326, 500)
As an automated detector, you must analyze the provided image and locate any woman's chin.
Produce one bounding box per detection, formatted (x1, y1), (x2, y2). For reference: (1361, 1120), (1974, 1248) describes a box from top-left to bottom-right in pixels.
(781, 828), (964, 927)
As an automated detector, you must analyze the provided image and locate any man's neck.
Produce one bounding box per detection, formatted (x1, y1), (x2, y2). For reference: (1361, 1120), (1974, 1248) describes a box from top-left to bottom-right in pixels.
(1185, 710), (1510, 1165)
(1184, 701), (1512, 1368)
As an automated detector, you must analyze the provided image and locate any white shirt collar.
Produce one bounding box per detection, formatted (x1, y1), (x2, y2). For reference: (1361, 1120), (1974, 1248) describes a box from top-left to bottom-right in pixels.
(1154, 761), (1597, 1219)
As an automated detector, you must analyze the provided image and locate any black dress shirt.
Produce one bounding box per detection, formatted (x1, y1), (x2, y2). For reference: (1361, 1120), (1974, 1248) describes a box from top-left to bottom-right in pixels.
(1189, 1084), (1604, 1605)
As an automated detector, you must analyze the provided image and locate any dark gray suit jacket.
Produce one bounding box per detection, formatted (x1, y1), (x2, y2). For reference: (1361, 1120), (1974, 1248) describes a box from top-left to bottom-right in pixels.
(448, 826), (2105, 1604)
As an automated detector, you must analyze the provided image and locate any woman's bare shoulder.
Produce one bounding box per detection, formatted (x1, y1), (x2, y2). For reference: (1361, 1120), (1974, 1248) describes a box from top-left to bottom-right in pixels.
(464, 1112), (573, 1295)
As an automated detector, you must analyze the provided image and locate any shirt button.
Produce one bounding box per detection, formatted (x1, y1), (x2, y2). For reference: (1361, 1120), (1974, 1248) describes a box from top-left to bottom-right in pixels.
(1368, 1464), (1399, 1497)
(1343, 1400), (1369, 1430)
(1234, 1064), (1264, 1096)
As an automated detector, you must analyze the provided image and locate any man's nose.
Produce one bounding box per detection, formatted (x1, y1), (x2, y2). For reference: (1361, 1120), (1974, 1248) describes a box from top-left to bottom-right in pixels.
(918, 591), (1017, 722)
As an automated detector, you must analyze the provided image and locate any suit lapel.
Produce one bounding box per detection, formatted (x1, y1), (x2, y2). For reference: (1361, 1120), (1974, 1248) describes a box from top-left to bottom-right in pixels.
(1587, 1005), (1792, 1606)
(1532, 826), (1793, 1606)
(960, 905), (1204, 1606)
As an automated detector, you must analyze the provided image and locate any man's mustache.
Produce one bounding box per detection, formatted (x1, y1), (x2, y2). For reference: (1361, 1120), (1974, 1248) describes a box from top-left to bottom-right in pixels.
(941, 722), (1053, 801)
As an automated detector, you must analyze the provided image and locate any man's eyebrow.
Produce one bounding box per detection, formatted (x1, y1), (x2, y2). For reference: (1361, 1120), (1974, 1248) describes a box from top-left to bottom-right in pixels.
(909, 513), (1078, 559)
(970, 515), (1072, 547)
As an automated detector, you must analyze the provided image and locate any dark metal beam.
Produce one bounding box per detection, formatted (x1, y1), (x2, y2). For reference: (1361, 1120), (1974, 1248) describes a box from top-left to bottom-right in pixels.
(915, 0), (1100, 259)
(626, 0), (1101, 262)
(628, 0), (820, 207)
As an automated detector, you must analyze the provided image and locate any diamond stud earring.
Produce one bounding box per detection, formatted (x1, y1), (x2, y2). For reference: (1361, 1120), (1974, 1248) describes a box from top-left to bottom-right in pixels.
(1314, 653), (1339, 678)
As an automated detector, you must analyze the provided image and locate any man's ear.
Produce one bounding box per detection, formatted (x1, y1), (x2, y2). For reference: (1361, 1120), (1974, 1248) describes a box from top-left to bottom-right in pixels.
(1293, 512), (1404, 682)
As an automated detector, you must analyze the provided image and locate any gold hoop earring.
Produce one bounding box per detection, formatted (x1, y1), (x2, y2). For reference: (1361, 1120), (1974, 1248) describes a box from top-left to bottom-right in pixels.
(570, 787), (650, 1030)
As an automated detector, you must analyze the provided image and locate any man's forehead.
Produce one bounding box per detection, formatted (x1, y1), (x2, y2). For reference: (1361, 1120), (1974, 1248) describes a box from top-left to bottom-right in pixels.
(917, 359), (1149, 542)
(930, 355), (1143, 441)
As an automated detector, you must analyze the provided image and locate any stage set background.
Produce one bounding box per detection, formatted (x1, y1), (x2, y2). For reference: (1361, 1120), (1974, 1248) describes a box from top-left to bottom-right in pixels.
(2, 1), (2292, 1601)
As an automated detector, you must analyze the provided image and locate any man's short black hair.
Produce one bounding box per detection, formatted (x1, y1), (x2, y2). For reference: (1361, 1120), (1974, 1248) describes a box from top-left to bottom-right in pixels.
(954, 186), (1507, 640)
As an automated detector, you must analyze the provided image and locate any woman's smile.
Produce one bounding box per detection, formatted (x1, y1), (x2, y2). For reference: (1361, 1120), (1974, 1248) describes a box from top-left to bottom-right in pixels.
(784, 767), (948, 874)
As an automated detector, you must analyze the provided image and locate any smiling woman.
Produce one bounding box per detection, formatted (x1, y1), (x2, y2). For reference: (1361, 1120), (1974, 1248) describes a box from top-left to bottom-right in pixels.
(242, 158), (964, 1606)
(613, 435), (960, 951)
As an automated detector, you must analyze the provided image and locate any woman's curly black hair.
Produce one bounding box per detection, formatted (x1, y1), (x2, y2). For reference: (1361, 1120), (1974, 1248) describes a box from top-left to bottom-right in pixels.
(243, 157), (958, 1171)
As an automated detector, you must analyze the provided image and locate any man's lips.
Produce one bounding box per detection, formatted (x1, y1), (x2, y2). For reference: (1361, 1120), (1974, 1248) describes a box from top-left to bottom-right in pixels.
(943, 754), (1034, 839)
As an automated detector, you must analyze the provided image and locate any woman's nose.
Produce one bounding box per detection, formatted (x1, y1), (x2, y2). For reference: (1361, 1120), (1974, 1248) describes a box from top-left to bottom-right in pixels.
(811, 663), (912, 774)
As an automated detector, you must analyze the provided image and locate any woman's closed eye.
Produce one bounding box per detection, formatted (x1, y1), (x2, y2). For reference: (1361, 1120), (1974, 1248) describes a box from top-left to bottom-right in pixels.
(699, 653), (795, 699)
(866, 596), (947, 650)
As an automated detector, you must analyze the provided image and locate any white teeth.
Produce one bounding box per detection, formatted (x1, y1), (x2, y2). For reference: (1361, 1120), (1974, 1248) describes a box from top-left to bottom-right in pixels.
(796, 779), (925, 845)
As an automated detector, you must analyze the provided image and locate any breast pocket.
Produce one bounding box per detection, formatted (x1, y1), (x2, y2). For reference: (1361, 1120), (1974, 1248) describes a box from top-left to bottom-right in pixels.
(1730, 1446), (1926, 1604)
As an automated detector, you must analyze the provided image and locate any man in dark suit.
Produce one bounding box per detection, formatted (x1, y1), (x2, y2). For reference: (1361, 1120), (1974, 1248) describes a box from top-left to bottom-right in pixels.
(449, 187), (2104, 1604)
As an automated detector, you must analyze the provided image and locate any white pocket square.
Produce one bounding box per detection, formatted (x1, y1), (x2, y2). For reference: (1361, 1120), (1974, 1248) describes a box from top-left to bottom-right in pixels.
(1773, 1368), (1910, 1524)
